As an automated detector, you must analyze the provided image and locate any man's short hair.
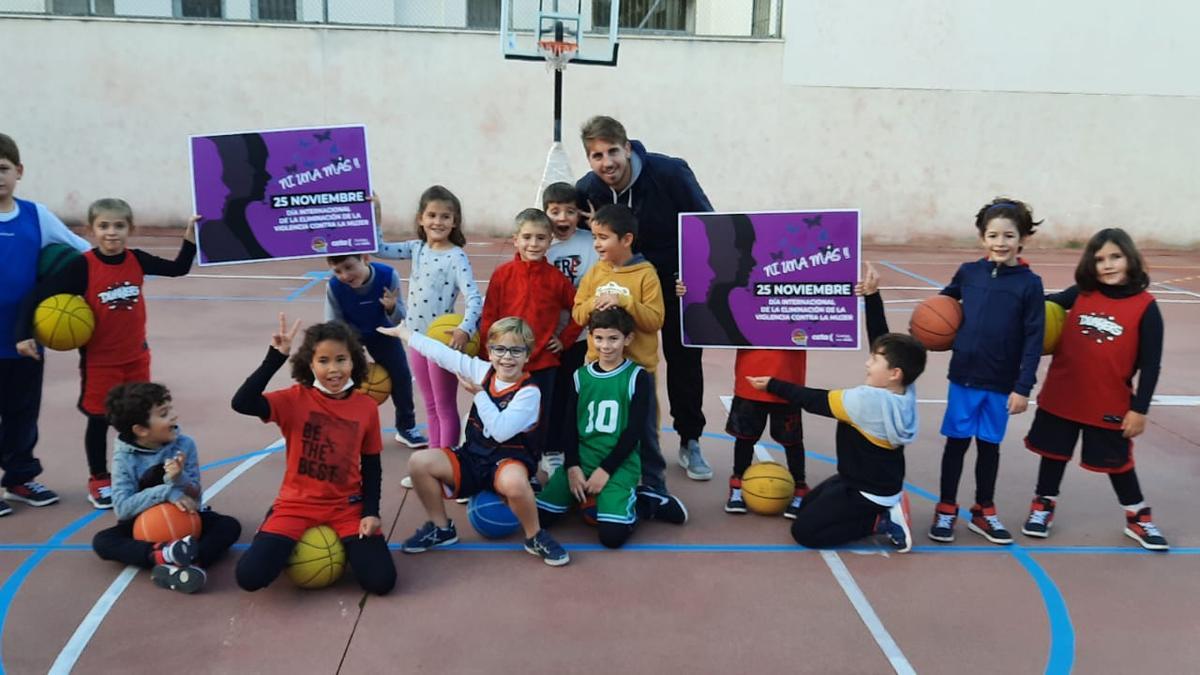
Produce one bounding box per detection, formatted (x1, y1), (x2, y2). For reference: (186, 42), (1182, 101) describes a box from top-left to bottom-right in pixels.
(580, 116), (628, 147)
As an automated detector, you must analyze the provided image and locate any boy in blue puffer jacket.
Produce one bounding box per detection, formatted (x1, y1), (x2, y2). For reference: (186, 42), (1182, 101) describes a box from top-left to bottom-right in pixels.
(92, 383), (241, 593)
(928, 198), (1045, 545)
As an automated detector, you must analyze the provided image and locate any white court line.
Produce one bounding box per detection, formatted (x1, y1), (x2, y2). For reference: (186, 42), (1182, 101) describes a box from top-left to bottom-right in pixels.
(48, 440), (281, 675)
(717, 397), (915, 674)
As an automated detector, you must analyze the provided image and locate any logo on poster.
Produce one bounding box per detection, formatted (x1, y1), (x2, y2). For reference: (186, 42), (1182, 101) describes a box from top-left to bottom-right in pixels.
(311, 237), (328, 253)
(790, 329), (808, 346)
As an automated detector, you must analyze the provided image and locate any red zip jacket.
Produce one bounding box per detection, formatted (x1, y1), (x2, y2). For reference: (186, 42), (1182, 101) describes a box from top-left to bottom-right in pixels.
(481, 253), (583, 372)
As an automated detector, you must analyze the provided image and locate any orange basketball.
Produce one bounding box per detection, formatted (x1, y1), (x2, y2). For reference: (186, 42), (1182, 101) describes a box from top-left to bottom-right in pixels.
(909, 295), (962, 351)
(357, 362), (391, 405)
(132, 502), (203, 543)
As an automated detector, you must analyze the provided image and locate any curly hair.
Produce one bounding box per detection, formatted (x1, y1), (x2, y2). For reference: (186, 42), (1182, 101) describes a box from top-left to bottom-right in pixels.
(290, 321), (369, 388)
(106, 382), (171, 436)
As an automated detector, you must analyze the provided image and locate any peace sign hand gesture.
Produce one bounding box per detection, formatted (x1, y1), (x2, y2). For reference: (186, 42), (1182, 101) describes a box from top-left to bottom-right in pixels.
(272, 312), (302, 355)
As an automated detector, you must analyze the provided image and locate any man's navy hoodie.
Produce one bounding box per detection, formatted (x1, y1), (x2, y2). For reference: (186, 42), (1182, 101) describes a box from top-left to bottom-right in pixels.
(941, 258), (1045, 396)
(575, 140), (712, 281)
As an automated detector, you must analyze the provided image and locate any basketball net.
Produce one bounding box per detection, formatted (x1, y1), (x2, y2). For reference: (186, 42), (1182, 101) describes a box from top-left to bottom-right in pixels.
(536, 141), (575, 206)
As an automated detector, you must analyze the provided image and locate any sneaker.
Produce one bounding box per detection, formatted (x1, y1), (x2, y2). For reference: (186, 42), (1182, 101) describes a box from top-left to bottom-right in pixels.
(968, 504), (1014, 545)
(0, 499), (11, 517)
(395, 427), (429, 449)
(455, 497), (470, 504)
(524, 529), (570, 566)
(3, 481), (59, 507)
(1021, 497), (1056, 538)
(725, 477), (747, 514)
(402, 520), (458, 553)
(529, 475), (542, 493)
(875, 494), (912, 553)
(677, 439), (713, 481)
(1124, 507), (1169, 551)
(538, 452), (565, 478)
(158, 535), (198, 567)
(928, 502), (959, 543)
(151, 564), (206, 594)
(400, 475), (414, 489)
(783, 484), (810, 520)
(636, 487), (688, 524)
(87, 475), (113, 510)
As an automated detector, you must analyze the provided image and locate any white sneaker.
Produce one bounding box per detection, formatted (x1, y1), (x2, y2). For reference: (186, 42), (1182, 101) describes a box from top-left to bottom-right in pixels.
(400, 475), (414, 489)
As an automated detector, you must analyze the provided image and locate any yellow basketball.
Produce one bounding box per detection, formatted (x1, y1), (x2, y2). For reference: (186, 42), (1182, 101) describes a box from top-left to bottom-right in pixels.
(742, 461), (796, 516)
(357, 362), (391, 405)
(425, 313), (480, 357)
(286, 525), (346, 589)
(1044, 300), (1066, 355)
(33, 293), (94, 351)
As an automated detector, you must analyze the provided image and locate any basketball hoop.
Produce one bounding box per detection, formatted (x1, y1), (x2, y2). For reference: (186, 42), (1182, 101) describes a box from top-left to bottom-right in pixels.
(538, 39), (577, 72)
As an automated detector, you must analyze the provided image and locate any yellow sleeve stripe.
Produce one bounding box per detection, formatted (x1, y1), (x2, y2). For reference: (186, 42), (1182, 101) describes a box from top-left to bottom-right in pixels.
(828, 390), (899, 450)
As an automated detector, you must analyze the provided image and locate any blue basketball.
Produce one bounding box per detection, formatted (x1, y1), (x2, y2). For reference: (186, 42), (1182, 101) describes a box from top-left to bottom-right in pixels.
(467, 490), (520, 539)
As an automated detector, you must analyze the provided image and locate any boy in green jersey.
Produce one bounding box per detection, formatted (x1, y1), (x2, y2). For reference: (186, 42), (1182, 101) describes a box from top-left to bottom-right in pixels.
(536, 307), (686, 548)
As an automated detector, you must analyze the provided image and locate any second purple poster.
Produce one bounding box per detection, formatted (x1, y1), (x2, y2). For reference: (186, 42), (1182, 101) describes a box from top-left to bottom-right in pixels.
(678, 210), (861, 350)
(190, 125), (376, 266)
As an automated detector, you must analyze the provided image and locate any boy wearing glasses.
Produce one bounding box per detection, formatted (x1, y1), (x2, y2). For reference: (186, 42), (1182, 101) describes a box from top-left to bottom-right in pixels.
(479, 209), (581, 462)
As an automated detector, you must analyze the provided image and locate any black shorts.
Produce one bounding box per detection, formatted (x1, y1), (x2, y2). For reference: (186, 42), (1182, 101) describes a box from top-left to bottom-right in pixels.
(725, 397), (803, 446)
(441, 447), (535, 499)
(1025, 408), (1134, 473)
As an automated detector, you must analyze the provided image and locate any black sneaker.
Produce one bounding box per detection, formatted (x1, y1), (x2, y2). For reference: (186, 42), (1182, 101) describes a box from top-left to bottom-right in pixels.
(0, 499), (11, 517)
(928, 502), (959, 543)
(524, 529), (570, 566)
(875, 495), (912, 553)
(402, 520), (458, 553)
(163, 535), (198, 567)
(967, 504), (1014, 545)
(1124, 507), (1169, 551)
(151, 564), (206, 594)
(783, 484), (810, 520)
(725, 479), (747, 514)
(1021, 497), (1056, 538)
(637, 487), (689, 524)
(4, 481), (59, 507)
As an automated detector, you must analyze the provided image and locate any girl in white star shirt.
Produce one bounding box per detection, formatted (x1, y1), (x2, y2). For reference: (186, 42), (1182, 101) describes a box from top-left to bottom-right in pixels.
(375, 186), (483, 449)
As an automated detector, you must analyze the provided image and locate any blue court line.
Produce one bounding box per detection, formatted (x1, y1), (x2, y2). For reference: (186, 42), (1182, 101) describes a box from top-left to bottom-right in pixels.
(285, 271), (329, 302)
(0, 441), (286, 675)
(722, 431), (1075, 675)
(877, 260), (942, 288)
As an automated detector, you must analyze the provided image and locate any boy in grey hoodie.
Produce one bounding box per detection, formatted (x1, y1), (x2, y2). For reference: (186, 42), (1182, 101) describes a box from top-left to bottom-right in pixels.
(91, 383), (241, 593)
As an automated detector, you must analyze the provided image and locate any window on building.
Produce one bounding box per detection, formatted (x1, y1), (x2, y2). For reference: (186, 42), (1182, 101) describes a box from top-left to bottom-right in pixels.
(751, 0), (774, 37)
(175, 0), (222, 19)
(593, 0), (689, 33)
(50, 0), (114, 15)
(467, 0), (501, 29)
(256, 0), (297, 21)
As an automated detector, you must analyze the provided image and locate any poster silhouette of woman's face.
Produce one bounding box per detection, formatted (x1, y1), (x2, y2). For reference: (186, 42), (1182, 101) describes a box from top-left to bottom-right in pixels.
(705, 214), (757, 289)
(196, 133), (272, 263)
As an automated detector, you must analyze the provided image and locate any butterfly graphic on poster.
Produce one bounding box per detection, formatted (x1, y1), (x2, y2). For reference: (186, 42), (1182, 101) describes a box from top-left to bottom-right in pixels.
(313, 130), (333, 142)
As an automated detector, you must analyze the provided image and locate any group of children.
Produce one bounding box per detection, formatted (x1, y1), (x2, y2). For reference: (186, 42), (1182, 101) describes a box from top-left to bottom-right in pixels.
(0, 127), (1171, 595)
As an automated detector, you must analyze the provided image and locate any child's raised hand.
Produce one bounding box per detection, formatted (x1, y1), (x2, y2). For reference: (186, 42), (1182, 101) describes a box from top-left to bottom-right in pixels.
(172, 495), (199, 514)
(547, 336), (563, 354)
(358, 515), (382, 538)
(1007, 392), (1029, 415)
(456, 373), (482, 395)
(376, 323), (413, 342)
(567, 466), (587, 502)
(184, 215), (200, 243)
(272, 312), (302, 355)
(580, 200), (596, 225)
(675, 278), (688, 297)
(163, 454), (183, 482)
(15, 339), (40, 361)
(1121, 410), (1147, 439)
(855, 262), (880, 296)
(380, 287), (399, 313)
(448, 328), (470, 351)
(745, 375), (771, 391)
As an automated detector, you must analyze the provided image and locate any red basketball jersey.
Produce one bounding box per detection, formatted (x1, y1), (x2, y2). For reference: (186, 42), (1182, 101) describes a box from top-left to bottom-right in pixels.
(1037, 289), (1154, 429)
(83, 250), (148, 366)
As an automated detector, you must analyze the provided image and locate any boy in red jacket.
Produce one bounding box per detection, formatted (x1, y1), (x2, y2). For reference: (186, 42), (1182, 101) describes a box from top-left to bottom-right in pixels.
(480, 208), (582, 460)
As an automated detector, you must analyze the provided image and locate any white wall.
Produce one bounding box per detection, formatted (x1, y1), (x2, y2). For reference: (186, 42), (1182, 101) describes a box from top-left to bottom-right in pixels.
(0, 15), (1197, 246)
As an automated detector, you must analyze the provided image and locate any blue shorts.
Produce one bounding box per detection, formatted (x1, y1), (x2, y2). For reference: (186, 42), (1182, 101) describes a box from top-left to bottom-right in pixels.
(940, 382), (1009, 443)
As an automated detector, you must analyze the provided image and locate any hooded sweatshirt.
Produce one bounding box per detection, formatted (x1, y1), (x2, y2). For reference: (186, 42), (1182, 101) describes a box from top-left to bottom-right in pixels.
(571, 253), (664, 372)
(110, 433), (202, 522)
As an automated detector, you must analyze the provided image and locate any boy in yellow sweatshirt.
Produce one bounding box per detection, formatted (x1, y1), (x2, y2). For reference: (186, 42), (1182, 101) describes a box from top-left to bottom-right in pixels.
(572, 206), (684, 515)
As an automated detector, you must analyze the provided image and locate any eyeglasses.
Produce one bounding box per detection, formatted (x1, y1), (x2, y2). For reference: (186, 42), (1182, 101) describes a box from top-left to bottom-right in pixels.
(490, 345), (528, 358)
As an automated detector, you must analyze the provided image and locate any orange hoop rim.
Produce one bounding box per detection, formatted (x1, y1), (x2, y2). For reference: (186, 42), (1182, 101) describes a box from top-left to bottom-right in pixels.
(538, 39), (578, 57)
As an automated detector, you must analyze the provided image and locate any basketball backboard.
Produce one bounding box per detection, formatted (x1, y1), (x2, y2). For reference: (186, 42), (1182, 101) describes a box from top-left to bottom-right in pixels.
(501, 0), (620, 68)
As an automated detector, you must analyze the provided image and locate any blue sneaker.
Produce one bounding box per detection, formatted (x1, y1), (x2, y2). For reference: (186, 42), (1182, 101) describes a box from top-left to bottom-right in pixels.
(402, 520), (458, 553)
(875, 495), (912, 553)
(395, 428), (429, 449)
(524, 529), (570, 566)
(677, 439), (713, 481)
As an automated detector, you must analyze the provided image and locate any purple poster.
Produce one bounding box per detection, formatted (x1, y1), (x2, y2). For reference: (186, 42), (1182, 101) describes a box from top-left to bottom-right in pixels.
(190, 125), (376, 266)
(678, 210), (861, 350)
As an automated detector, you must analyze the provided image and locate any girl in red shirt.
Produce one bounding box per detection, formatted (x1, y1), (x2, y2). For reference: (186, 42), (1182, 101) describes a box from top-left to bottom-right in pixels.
(1022, 229), (1167, 550)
